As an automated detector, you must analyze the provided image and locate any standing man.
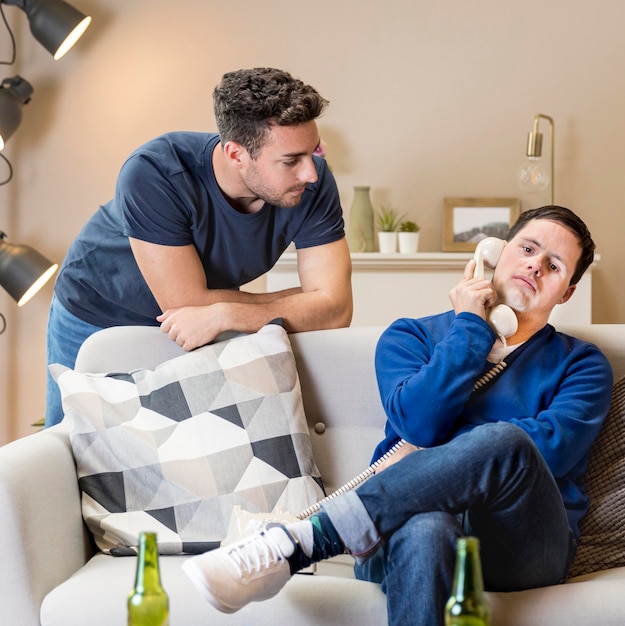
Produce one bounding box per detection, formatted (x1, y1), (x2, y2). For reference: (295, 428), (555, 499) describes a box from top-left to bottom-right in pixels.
(182, 206), (613, 626)
(46, 67), (352, 427)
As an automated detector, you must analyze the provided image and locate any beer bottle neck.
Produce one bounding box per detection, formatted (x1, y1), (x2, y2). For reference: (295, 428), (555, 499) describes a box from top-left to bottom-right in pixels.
(134, 532), (164, 593)
(452, 538), (485, 599)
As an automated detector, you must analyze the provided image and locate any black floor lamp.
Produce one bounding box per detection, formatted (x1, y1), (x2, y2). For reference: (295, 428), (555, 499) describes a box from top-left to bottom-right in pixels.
(0, 231), (58, 333)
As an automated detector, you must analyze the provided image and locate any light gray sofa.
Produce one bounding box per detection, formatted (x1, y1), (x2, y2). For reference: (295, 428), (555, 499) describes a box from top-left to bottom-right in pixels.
(1, 324), (624, 626)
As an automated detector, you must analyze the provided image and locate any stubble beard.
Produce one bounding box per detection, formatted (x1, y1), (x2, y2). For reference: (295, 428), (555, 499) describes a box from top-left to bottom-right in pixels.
(241, 164), (306, 209)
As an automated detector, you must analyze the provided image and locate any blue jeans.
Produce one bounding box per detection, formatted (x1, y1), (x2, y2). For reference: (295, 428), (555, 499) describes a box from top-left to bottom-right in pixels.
(323, 422), (576, 626)
(45, 294), (103, 428)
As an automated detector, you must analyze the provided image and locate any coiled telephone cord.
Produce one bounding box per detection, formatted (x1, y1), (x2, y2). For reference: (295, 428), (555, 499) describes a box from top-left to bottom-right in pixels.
(297, 360), (508, 520)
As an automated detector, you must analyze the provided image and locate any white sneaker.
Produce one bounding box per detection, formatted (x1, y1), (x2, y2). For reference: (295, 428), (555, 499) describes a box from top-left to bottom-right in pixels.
(182, 524), (297, 613)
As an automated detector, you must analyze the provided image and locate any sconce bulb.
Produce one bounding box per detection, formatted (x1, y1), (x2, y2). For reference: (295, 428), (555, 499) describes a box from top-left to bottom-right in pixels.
(517, 157), (550, 193)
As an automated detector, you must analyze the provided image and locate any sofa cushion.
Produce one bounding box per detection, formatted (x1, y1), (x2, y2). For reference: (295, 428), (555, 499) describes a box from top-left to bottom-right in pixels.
(40, 553), (389, 626)
(51, 321), (325, 556)
(569, 376), (625, 577)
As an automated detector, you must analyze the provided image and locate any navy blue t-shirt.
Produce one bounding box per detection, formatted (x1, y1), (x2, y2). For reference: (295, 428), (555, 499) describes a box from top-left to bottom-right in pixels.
(54, 132), (345, 327)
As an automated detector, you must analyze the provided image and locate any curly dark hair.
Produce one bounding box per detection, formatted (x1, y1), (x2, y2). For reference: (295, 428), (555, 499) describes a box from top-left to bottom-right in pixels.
(213, 67), (329, 159)
(506, 205), (595, 285)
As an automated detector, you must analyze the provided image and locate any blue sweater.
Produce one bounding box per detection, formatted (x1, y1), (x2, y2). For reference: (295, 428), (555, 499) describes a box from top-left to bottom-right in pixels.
(374, 311), (613, 538)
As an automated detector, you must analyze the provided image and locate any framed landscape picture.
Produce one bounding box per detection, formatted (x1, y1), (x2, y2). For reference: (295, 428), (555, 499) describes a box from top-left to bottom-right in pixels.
(443, 197), (521, 252)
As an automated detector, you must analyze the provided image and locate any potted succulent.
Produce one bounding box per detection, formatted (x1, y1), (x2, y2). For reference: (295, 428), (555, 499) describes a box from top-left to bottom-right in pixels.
(398, 220), (420, 253)
(376, 206), (404, 253)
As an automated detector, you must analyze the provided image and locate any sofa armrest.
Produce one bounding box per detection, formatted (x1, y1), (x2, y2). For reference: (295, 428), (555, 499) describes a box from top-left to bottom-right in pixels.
(0, 425), (93, 626)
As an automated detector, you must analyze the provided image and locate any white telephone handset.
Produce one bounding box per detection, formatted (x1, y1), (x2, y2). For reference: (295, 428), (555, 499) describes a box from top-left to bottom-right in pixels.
(473, 237), (518, 343)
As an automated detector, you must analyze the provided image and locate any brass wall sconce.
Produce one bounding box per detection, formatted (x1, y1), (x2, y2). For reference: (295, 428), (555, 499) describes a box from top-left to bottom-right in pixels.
(517, 113), (554, 205)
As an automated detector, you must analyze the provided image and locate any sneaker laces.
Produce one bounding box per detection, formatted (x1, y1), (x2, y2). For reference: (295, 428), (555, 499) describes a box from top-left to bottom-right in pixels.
(227, 529), (290, 576)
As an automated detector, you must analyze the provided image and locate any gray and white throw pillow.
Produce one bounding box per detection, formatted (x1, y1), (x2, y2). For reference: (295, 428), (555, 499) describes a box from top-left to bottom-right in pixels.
(51, 321), (325, 556)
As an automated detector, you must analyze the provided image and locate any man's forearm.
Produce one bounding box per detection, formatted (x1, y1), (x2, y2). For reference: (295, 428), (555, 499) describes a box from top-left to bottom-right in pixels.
(217, 288), (352, 334)
(238, 286), (303, 304)
(169, 285), (302, 307)
(158, 288), (352, 351)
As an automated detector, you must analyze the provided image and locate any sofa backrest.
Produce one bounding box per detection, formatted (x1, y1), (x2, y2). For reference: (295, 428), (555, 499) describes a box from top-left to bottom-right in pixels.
(289, 326), (387, 493)
(75, 324), (625, 495)
(75, 324), (388, 494)
(291, 324), (625, 494)
(557, 325), (625, 382)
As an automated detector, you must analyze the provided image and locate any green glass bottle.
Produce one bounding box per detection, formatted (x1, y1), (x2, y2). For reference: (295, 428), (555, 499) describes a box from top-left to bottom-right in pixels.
(444, 536), (490, 626)
(128, 532), (170, 626)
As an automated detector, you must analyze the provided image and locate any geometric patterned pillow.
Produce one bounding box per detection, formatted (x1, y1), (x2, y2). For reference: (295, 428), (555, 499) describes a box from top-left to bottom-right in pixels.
(569, 376), (625, 577)
(50, 321), (325, 556)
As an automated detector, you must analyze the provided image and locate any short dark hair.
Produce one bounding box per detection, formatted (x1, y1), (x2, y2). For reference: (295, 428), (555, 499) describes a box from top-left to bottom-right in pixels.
(506, 205), (595, 285)
(213, 67), (329, 159)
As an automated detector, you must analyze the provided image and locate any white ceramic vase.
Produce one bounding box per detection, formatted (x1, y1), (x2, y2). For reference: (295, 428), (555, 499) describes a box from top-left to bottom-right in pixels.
(398, 231), (420, 253)
(378, 231), (398, 253)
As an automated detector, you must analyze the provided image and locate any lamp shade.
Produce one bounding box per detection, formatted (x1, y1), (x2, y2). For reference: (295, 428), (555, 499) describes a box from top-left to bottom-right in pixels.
(0, 76), (33, 150)
(1, 0), (91, 60)
(0, 233), (58, 306)
(26, 0), (91, 60)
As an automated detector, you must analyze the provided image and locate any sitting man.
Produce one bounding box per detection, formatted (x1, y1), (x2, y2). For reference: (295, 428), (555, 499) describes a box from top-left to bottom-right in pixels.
(181, 205), (613, 626)
(46, 67), (352, 427)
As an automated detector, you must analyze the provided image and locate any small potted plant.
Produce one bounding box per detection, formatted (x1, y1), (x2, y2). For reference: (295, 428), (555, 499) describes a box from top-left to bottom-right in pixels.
(376, 206), (404, 253)
(398, 220), (420, 253)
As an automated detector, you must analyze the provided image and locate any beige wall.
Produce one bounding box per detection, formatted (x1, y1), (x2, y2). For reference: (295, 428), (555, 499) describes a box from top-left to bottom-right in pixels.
(1, 0), (624, 443)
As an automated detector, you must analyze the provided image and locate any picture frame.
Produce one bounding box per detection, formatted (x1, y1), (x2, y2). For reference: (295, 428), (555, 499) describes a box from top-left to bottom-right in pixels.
(442, 197), (521, 252)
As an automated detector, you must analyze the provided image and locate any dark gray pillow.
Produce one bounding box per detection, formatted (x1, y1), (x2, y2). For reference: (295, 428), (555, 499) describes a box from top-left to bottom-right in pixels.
(570, 376), (625, 577)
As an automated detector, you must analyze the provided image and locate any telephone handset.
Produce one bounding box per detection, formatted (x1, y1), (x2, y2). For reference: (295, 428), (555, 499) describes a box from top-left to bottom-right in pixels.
(473, 237), (518, 343)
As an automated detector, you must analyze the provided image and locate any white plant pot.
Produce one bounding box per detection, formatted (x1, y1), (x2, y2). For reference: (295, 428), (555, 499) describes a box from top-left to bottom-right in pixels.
(398, 231), (420, 253)
(378, 231), (398, 253)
